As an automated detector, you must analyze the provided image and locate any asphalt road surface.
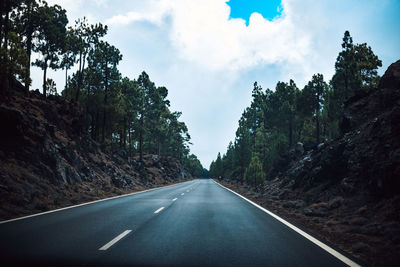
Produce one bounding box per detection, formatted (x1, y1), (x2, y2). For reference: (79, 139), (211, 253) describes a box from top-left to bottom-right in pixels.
(0, 179), (359, 266)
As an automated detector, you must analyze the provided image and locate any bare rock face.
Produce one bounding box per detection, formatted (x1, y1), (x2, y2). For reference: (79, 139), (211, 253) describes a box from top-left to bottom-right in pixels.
(341, 60), (400, 134)
(280, 59), (400, 196)
(379, 59), (400, 89)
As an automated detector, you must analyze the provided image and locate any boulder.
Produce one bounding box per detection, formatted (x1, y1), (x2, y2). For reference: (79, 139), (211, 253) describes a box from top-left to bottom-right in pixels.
(282, 200), (305, 209)
(303, 202), (330, 217)
(328, 196), (344, 209)
(317, 143), (325, 151)
(65, 166), (82, 184)
(295, 142), (304, 155)
(303, 141), (316, 151)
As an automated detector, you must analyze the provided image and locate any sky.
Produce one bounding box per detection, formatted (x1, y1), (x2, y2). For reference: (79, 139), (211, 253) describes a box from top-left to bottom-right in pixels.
(32, 0), (400, 168)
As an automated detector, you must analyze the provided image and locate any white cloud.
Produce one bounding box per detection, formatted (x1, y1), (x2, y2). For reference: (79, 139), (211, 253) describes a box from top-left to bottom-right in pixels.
(106, 0), (311, 72)
(46, 0), (84, 13)
(105, 1), (172, 26)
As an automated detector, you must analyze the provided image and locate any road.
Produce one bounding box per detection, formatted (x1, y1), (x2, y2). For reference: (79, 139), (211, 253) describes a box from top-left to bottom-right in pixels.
(0, 179), (358, 266)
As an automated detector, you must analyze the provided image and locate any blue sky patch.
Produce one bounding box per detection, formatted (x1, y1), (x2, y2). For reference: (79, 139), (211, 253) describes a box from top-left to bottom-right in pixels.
(227, 0), (282, 25)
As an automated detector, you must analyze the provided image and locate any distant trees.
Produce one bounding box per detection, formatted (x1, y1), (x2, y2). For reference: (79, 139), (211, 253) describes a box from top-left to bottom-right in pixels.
(210, 31), (382, 186)
(184, 154), (204, 177)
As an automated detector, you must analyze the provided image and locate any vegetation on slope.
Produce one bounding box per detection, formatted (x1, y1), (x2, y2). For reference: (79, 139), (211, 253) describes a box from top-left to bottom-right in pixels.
(209, 31), (382, 184)
(0, 0), (204, 175)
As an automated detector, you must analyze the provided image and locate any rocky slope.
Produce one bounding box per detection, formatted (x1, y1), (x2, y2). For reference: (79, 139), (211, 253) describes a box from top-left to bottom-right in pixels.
(0, 90), (191, 221)
(221, 60), (400, 266)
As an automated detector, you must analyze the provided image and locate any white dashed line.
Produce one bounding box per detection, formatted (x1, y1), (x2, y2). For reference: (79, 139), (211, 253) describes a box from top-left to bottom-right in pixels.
(154, 207), (165, 214)
(172, 198), (178, 201)
(99, 230), (131, 251)
(1, 180), (194, 225)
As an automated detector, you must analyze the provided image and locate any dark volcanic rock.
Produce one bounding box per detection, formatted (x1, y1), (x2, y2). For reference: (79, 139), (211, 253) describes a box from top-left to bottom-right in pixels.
(379, 59), (400, 89)
(278, 60), (400, 197)
(0, 88), (192, 221)
(0, 105), (29, 150)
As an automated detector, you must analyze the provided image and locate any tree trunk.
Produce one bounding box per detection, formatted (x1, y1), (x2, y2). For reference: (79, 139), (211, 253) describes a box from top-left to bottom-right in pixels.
(119, 131), (122, 148)
(91, 112), (96, 140)
(122, 116), (127, 149)
(344, 70), (349, 100)
(316, 90), (321, 144)
(102, 67), (108, 143)
(78, 52), (86, 100)
(1, 2), (10, 96)
(316, 113), (320, 144)
(85, 80), (91, 132)
(0, 1), (4, 45)
(24, 2), (33, 92)
(102, 99), (107, 143)
(42, 62), (48, 96)
(75, 50), (83, 102)
(65, 67), (68, 89)
(128, 126), (132, 157)
(95, 110), (100, 141)
(139, 113), (143, 163)
(289, 115), (293, 147)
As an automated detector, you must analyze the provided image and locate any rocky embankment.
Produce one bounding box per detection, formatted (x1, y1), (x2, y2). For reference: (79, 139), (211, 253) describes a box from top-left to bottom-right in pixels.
(221, 60), (400, 266)
(0, 90), (191, 221)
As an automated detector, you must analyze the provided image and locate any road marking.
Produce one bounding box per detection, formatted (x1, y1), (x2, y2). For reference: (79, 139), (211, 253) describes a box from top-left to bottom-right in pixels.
(172, 198), (178, 201)
(186, 190), (190, 192)
(99, 230), (131, 251)
(213, 180), (360, 267)
(154, 207), (165, 214)
(0, 180), (196, 224)
(181, 193), (185, 195)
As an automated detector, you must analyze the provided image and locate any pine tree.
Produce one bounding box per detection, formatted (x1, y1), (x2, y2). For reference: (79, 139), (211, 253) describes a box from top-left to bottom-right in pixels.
(302, 74), (327, 143)
(353, 42), (382, 88)
(215, 152), (223, 179)
(244, 154), (265, 186)
(72, 17), (107, 102)
(0, 0), (30, 97)
(32, 2), (68, 96)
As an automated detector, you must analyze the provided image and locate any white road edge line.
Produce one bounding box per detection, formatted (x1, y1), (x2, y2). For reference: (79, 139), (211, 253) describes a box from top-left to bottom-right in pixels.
(154, 207), (165, 214)
(172, 198), (178, 201)
(0, 180), (195, 224)
(99, 230), (131, 251)
(213, 180), (360, 267)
